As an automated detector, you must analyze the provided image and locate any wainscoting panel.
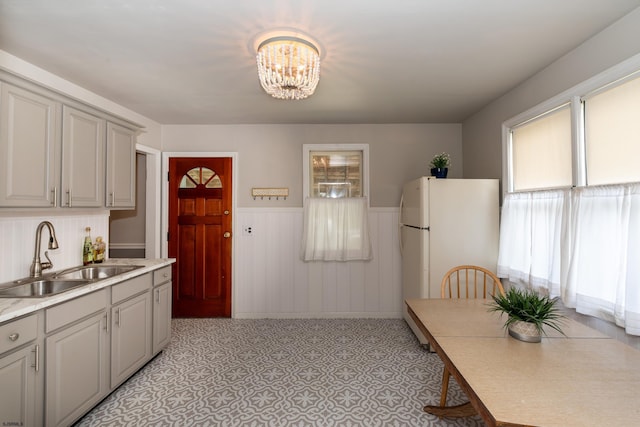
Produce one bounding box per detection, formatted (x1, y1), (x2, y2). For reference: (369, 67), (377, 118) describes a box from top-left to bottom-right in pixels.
(233, 208), (402, 319)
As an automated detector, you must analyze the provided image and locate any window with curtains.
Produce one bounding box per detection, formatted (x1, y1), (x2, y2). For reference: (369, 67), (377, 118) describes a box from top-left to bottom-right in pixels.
(301, 144), (372, 261)
(500, 66), (640, 336)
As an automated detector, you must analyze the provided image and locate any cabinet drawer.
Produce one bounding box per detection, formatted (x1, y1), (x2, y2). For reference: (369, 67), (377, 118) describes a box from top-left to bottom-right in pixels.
(153, 266), (172, 285)
(46, 289), (107, 333)
(112, 273), (151, 304)
(0, 313), (38, 355)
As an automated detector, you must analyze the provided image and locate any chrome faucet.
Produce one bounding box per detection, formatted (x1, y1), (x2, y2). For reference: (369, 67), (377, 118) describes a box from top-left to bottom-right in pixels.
(30, 221), (59, 278)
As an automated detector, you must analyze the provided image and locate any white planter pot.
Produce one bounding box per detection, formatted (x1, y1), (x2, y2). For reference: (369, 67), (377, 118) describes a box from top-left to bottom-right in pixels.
(508, 320), (541, 343)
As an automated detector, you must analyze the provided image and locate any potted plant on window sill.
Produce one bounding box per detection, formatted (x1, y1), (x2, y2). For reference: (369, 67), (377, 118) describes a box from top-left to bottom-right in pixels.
(488, 287), (566, 343)
(430, 152), (450, 178)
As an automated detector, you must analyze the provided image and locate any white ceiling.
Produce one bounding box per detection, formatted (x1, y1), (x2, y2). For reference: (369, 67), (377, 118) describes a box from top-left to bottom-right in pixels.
(1, 0), (639, 125)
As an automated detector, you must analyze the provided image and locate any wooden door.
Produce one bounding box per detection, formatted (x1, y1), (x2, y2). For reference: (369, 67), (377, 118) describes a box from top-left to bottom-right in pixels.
(168, 157), (232, 317)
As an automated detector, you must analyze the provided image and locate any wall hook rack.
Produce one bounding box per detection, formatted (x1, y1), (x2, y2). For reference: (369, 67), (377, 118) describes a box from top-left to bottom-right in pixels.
(252, 187), (289, 201)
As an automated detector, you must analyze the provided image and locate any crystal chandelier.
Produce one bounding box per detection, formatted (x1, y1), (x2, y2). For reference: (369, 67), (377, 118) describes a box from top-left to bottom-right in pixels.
(256, 35), (321, 100)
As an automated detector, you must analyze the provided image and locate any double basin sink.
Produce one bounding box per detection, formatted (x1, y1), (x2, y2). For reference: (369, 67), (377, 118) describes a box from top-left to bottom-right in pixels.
(0, 264), (144, 298)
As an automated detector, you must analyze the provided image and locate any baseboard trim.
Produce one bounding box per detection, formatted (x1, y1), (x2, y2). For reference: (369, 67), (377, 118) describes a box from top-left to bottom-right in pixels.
(233, 311), (402, 319)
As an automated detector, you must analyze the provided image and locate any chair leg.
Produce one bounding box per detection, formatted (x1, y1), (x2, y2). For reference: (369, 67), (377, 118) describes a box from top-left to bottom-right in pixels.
(439, 368), (450, 407)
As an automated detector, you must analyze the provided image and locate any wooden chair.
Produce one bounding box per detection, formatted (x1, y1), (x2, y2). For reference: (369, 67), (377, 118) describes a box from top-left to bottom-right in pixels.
(437, 265), (504, 410)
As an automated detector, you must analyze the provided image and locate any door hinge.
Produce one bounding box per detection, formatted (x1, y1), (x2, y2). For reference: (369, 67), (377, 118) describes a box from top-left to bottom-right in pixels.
(167, 172), (170, 181)
(167, 232), (170, 241)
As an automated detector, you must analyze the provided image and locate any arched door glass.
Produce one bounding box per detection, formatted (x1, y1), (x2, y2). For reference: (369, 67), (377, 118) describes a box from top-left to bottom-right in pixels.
(179, 167), (222, 189)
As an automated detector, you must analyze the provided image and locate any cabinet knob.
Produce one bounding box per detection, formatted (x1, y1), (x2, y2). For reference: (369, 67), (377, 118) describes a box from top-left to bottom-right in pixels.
(9, 333), (19, 341)
(223, 232), (231, 238)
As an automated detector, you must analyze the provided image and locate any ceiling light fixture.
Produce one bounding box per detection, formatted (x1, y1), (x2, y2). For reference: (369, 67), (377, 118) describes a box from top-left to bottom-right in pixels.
(256, 34), (321, 100)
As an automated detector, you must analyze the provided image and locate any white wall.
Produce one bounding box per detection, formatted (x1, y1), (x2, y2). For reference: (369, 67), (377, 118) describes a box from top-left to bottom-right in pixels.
(461, 8), (640, 186)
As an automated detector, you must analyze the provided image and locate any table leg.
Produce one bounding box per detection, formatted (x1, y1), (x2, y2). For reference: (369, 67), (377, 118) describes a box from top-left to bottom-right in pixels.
(424, 367), (477, 418)
(424, 402), (477, 418)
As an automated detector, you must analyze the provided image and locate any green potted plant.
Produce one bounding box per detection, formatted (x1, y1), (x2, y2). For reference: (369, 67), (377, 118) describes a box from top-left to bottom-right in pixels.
(488, 287), (566, 343)
(430, 152), (450, 178)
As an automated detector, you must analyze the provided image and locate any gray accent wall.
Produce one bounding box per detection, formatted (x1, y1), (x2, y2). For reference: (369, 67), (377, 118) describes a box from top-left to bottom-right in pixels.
(161, 123), (462, 208)
(461, 8), (640, 190)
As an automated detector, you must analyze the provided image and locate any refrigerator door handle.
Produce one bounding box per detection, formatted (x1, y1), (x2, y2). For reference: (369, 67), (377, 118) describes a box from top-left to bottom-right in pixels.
(399, 194), (404, 255)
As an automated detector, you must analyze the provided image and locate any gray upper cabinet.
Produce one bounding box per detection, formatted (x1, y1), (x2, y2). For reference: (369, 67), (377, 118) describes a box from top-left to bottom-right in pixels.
(0, 82), (61, 207)
(106, 122), (136, 209)
(0, 74), (140, 210)
(62, 106), (106, 208)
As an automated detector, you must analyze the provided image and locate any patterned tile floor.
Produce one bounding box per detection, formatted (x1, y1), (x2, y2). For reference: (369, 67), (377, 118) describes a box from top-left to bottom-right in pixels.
(75, 319), (485, 426)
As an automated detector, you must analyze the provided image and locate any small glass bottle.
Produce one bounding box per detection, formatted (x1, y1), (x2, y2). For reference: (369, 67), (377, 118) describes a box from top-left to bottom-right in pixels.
(93, 236), (106, 263)
(82, 227), (94, 265)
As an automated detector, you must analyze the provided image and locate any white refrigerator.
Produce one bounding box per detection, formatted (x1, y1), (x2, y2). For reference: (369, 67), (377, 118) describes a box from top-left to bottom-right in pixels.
(400, 177), (499, 344)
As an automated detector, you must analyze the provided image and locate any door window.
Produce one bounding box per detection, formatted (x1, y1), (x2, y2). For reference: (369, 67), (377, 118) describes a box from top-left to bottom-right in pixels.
(179, 167), (222, 189)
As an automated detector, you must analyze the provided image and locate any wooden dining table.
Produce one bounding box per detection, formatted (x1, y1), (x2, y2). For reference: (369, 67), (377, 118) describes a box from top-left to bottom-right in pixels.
(406, 298), (640, 427)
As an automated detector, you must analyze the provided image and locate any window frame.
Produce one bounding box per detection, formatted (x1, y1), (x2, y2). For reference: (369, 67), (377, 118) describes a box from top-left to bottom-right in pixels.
(302, 143), (370, 203)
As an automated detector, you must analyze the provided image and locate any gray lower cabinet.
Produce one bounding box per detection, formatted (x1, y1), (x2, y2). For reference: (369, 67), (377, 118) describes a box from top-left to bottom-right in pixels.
(45, 290), (109, 427)
(152, 266), (172, 354)
(0, 313), (42, 427)
(110, 291), (152, 388)
(0, 267), (170, 426)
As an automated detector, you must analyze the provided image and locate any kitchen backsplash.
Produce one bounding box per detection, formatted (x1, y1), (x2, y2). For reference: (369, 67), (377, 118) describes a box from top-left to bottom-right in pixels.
(0, 212), (109, 283)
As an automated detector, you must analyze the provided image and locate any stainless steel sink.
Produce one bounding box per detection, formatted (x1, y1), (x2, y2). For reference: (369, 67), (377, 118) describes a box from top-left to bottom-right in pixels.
(53, 264), (144, 280)
(0, 279), (90, 298)
(0, 264), (144, 298)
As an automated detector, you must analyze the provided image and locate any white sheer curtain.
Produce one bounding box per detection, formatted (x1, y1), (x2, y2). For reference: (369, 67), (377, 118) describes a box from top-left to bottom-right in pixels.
(498, 184), (640, 335)
(497, 189), (567, 294)
(565, 184), (640, 335)
(301, 197), (372, 262)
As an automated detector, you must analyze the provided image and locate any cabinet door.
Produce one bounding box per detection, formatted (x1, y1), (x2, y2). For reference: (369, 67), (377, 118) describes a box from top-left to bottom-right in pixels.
(61, 106), (105, 207)
(111, 292), (152, 388)
(45, 312), (109, 427)
(0, 344), (40, 427)
(106, 122), (136, 208)
(153, 282), (172, 354)
(0, 83), (61, 207)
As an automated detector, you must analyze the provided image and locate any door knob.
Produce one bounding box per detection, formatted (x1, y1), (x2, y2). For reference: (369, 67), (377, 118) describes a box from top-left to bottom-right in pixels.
(223, 232), (231, 238)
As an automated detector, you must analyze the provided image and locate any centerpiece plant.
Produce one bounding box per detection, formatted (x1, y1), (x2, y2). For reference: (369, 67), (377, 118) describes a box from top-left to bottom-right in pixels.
(488, 287), (566, 342)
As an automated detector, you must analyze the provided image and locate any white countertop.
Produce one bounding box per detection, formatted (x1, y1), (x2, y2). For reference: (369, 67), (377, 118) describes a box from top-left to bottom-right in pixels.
(0, 258), (175, 324)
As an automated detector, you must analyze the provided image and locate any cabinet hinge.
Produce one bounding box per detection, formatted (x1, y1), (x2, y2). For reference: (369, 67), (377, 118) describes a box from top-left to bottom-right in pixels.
(167, 232), (170, 241)
(167, 172), (170, 181)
